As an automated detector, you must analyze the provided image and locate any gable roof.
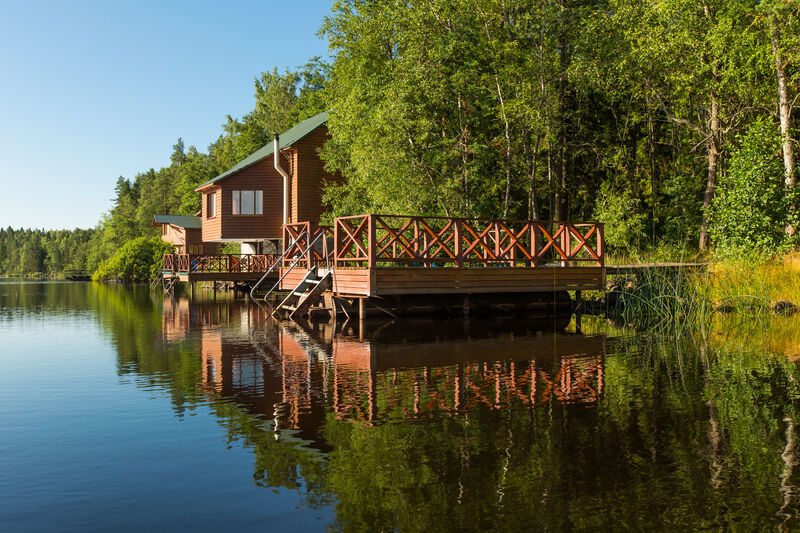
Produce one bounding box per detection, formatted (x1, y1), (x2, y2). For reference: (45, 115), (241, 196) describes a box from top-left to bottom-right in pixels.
(152, 214), (202, 229)
(196, 110), (329, 190)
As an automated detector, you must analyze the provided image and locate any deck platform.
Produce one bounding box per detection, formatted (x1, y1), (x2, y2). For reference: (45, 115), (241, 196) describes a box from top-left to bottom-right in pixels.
(161, 214), (606, 314)
(276, 215), (605, 316)
(162, 253), (280, 283)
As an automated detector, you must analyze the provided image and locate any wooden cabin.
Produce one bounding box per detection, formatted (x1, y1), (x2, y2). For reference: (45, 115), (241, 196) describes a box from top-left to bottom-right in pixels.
(153, 214), (219, 255)
(194, 111), (336, 254)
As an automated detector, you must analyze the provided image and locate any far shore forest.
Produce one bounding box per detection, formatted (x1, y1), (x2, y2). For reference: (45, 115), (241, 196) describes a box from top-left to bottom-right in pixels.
(2, 0), (799, 280)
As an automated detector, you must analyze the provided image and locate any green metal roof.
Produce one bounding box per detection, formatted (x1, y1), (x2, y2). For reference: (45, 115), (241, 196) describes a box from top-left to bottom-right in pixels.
(152, 214), (202, 229)
(196, 110), (329, 190)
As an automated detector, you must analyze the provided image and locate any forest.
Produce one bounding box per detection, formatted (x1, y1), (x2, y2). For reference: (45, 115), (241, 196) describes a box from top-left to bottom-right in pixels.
(3, 0), (798, 277)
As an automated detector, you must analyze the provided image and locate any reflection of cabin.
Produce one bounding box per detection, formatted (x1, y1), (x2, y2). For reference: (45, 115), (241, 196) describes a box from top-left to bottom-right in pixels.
(153, 214), (219, 255)
(194, 111), (335, 255)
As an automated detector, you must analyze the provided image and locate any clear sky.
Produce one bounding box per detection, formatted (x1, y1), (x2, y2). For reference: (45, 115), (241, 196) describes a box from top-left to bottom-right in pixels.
(0, 0), (332, 230)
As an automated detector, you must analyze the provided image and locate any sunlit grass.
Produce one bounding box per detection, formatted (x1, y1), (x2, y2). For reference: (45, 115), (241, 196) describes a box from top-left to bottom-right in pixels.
(702, 253), (800, 312)
(599, 250), (800, 330)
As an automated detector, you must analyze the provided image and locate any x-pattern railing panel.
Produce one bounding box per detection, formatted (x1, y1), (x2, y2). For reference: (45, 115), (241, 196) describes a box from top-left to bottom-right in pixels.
(168, 254), (279, 274)
(283, 222), (334, 268)
(330, 214), (603, 268)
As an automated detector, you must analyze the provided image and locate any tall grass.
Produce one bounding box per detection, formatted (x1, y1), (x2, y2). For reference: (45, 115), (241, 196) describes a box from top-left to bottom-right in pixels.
(604, 252), (800, 330)
(607, 266), (711, 331)
(702, 254), (800, 311)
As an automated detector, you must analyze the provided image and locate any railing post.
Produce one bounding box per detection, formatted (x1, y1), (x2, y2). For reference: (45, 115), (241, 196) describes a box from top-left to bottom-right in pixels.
(305, 222), (312, 269)
(560, 224), (568, 267)
(597, 223), (604, 267)
(413, 217), (420, 262)
(531, 223), (540, 268)
(334, 219), (340, 268)
(454, 219), (463, 268)
(368, 214), (377, 268)
(494, 222), (500, 262)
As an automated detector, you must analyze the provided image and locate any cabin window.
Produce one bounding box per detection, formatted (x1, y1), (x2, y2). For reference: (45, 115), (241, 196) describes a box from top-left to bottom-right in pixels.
(232, 190), (263, 215)
(207, 193), (216, 218)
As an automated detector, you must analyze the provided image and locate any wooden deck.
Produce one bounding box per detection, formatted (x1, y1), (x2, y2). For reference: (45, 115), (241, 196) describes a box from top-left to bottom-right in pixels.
(162, 253), (280, 282)
(279, 215), (605, 298)
(160, 214), (606, 312)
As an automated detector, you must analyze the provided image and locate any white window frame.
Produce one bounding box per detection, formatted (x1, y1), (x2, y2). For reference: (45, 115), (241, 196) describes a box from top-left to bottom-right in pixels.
(207, 193), (216, 218)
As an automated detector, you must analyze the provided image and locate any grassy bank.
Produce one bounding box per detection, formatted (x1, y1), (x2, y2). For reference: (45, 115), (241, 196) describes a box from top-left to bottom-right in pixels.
(702, 254), (800, 312)
(599, 251), (800, 328)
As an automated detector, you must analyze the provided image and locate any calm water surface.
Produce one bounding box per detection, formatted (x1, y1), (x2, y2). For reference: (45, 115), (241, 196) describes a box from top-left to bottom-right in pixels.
(2, 280), (800, 531)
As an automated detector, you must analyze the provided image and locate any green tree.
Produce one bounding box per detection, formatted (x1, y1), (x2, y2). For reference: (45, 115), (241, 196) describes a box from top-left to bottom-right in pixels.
(709, 118), (791, 257)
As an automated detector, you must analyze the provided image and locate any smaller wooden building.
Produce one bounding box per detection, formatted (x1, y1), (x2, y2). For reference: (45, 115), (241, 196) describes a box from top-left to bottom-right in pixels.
(153, 214), (219, 255)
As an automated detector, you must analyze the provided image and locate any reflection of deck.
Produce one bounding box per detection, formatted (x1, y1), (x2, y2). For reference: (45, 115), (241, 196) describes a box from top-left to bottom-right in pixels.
(276, 318), (606, 426)
(171, 300), (607, 441)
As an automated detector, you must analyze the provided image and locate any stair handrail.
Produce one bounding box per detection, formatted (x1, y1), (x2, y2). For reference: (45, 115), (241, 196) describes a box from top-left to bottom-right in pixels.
(260, 231), (327, 305)
(248, 230), (308, 301)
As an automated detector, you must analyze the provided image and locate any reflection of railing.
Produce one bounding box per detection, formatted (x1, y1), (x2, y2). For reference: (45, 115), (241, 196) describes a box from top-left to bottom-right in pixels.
(330, 355), (605, 423)
(162, 254), (280, 274)
(282, 222), (334, 269)
(332, 214), (604, 268)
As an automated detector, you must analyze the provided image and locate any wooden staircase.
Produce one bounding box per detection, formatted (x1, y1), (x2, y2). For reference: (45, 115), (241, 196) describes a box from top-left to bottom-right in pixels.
(273, 266), (333, 320)
(162, 274), (179, 295)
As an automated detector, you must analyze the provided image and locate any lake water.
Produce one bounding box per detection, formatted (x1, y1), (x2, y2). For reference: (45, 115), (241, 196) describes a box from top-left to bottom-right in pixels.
(2, 280), (800, 531)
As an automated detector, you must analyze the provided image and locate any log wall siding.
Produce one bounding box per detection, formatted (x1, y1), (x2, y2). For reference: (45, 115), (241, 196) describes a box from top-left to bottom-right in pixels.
(160, 225), (187, 247)
(294, 126), (342, 224)
(201, 186), (222, 241)
(217, 159), (284, 240)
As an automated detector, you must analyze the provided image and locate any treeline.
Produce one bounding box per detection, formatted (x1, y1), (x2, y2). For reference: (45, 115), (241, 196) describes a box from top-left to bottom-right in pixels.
(17, 0), (800, 277)
(0, 228), (94, 276)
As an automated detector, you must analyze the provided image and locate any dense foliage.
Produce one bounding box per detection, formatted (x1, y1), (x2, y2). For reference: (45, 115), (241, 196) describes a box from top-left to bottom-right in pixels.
(92, 237), (174, 282)
(319, 0), (799, 256)
(709, 119), (795, 257)
(0, 227), (94, 276)
(7, 0), (800, 276)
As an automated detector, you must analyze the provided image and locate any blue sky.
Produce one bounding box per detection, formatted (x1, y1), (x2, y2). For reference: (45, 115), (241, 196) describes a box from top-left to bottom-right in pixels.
(0, 0), (332, 230)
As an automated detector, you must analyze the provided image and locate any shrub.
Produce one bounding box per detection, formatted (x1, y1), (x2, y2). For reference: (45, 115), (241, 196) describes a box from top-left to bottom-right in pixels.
(592, 183), (647, 252)
(709, 118), (792, 258)
(92, 237), (173, 282)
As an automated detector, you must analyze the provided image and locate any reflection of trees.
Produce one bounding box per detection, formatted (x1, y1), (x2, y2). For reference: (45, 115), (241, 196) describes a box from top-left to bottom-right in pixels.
(40, 282), (800, 530)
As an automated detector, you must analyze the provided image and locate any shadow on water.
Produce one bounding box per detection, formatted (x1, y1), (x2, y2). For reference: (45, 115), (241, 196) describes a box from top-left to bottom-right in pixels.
(7, 282), (800, 530)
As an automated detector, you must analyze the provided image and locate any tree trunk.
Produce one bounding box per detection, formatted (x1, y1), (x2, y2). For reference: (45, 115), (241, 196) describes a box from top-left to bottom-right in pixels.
(770, 17), (796, 189)
(523, 134), (541, 220)
(496, 76), (513, 219)
(547, 137), (554, 220)
(769, 16), (796, 236)
(648, 114), (657, 245)
(698, 94), (720, 250)
(555, 143), (567, 221)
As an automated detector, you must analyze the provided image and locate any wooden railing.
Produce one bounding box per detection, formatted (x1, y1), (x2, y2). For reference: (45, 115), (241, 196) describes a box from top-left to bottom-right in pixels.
(282, 222), (334, 269)
(332, 214), (604, 268)
(162, 254), (280, 274)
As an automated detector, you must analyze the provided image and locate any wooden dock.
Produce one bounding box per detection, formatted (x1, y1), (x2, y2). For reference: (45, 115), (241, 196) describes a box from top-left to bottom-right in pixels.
(276, 214), (604, 318)
(605, 263), (706, 275)
(161, 213), (606, 316)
